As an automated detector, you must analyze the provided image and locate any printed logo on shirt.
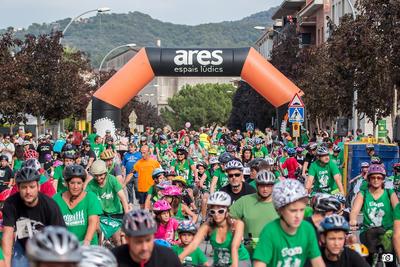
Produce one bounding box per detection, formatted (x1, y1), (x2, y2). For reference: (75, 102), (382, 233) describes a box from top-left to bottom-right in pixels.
(101, 192), (114, 200)
(278, 246), (302, 267)
(63, 210), (85, 226)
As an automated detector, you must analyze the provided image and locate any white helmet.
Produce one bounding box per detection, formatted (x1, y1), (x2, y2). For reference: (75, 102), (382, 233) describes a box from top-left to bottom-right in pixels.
(272, 179), (308, 210)
(209, 157), (220, 165)
(224, 159), (243, 171)
(256, 170), (276, 185)
(207, 191), (231, 207)
(78, 245), (117, 267)
(265, 157), (275, 166)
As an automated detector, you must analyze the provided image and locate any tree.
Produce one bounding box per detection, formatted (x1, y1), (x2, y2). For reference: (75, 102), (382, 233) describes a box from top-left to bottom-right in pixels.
(228, 81), (279, 131)
(161, 83), (235, 130)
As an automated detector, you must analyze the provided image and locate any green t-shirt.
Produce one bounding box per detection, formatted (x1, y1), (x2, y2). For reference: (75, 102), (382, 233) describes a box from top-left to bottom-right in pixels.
(87, 133), (97, 145)
(53, 191), (103, 244)
(53, 165), (67, 193)
(229, 193), (278, 238)
(360, 189), (395, 232)
(213, 168), (228, 191)
(87, 174), (123, 215)
(13, 159), (23, 172)
(253, 219), (321, 266)
(388, 175), (400, 193)
(252, 146), (269, 159)
(171, 159), (194, 186)
(0, 247), (3, 260)
(304, 206), (314, 218)
(172, 245), (208, 265)
(308, 160), (340, 194)
(91, 143), (104, 158)
(147, 185), (160, 203)
(210, 228), (250, 265)
(394, 203), (400, 220)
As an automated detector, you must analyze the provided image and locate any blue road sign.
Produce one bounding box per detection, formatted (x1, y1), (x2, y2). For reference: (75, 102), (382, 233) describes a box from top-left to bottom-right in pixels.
(246, 122), (255, 132)
(288, 107), (304, 122)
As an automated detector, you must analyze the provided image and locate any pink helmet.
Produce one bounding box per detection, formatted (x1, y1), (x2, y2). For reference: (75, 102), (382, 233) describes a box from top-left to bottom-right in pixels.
(153, 199), (171, 212)
(161, 185), (182, 197)
(367, 164), (386, 178)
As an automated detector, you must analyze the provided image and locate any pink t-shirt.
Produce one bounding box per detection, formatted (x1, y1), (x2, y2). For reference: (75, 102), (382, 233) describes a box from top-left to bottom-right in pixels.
(154, 218), (179, 243)
(282, 157), (299, 179)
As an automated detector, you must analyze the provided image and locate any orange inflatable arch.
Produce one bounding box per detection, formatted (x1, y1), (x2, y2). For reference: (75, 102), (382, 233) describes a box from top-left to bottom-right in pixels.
(92, 47), (303, 135)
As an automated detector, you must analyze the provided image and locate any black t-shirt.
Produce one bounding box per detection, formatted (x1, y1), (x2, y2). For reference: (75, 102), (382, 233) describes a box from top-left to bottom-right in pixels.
(321, 246), (370, 267)
(81, 149), (96, 169)
(112, 244), (182, 267)
(0, 166), (13, 192)
(220, 182), (256, 203)
(304, 152), (316, 167)
(2, 192), (66, 248)
(36, 143), (53, 163)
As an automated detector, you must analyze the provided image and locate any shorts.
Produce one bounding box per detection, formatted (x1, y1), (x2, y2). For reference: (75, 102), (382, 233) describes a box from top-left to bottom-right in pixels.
(137, 192), (148, 204)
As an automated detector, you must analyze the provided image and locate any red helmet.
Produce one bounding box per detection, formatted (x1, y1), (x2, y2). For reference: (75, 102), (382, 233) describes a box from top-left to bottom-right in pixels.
(23, 149), (39, 160)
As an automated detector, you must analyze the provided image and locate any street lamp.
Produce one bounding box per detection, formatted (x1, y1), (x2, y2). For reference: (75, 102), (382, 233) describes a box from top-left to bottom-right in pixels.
(60, 7), (111, 43)
(98, 43), (137, 74)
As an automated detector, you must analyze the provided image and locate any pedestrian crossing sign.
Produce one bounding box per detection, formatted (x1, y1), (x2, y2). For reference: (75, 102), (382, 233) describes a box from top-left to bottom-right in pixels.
(288, 107), (304, 122)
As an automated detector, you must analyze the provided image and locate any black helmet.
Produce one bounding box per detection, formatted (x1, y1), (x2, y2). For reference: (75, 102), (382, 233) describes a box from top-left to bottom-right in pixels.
(63, 150), (77, 160)
(218, 152), (233, 164)
(82, 139), (91, 146)
(16, 167), (40, 184)
(176, 145), (188, 154)
(0, 155), (8, 161)
(63, 164), (86, 182)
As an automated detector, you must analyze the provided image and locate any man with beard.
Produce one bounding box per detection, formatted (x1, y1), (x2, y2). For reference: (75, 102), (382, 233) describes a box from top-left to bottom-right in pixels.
(220, 159), (255, 203)
(36, 135), (52, 165)
(2, 167), (65, 267)
(229, 170), (279, 257)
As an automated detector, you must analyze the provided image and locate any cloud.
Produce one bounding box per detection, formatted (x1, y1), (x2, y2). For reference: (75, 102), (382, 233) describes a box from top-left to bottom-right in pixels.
(0, 0), (281, 29)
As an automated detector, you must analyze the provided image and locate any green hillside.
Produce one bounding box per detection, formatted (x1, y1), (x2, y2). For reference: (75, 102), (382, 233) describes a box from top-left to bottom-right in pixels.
(6, 7), (277, 67)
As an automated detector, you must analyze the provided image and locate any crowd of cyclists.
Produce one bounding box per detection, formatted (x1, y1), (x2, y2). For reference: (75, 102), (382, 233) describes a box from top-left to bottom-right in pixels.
(0, 125), (399, 266)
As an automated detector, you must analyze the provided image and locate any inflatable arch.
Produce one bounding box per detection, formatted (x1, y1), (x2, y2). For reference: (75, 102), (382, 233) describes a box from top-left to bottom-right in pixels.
(92, 47), (303, 136)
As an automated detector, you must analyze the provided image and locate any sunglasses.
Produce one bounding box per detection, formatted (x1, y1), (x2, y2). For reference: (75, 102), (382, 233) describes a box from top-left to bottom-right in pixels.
(369, 176), (384, 181)
(177, 153), (184, 156)
(228, 173), (242, 178)
(209, 208), (226, 216)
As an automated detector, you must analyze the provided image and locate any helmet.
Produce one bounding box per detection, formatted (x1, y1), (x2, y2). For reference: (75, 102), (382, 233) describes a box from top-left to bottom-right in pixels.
(248, 158), (265, 170)
(24, 159), (41, 171)
(24, 149), (39, 160)
(0, 155), (8, 161)
(159, 134), (167, 141)
(264, 157), (275, 166)
(316, 146), (329, 156)
(164, 170), (176, 177)
(172, 176), (187, 186)
(394, 163), (400, 172)
(63, 144), (75, 152)
(308, 142), (318, 151)
(105, 136), (114, 143)
(176, 145), (188, 154)
(361, 162), (370, 168)
(38, 134), (46, 141)
(367, 164), (386, 178)
(78, 245), (117, 267)
(333, 145), (341, 153)
(218, 152), (234, 164)
(177, 220), (197, 234)
(16, 167), (40, 184)
(209, 157), (220, 165)
(23, 140), (31, 146)
(224, 159), (243, 171)
(26, 226), (81, 263)
(154, 239), (171, 247)
(83, 139), (91, 146)
(242, 145), (252, 152)
(366, 144), (375, 150)
(90, 160), (107, 175)
(63, 164), (86, 182)
(161, 185), (182, 197)
(348, 243), (369, 257)
(156, 180), (172, 190)
(63, 150), (77, 160)
(122, 209), (157, 237)
(296, 147), (304, 153)
(254, 137), (263, 145)
(311, 193), (341, 213)
(287, 148), (296, 156)
(208, 147), (217, 155)
(196, 161), (208, 169)
(226, 144), (237, 153)
(333, 194), (346, 204)
(207, 191), (231, 207)
(100, 150), (114, 160)
(319, 215), (350, 233)
(44, 154), (52, 161)
(272, 179), (308, 210)
(153, 199), (171, 212)
(370, 156), (382, 164)
(152, 168), (165, 179)
(255, 170), (276, 185)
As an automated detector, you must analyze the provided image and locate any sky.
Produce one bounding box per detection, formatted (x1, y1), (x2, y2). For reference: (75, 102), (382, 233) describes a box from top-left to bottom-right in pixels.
(0, 0), (282, 29)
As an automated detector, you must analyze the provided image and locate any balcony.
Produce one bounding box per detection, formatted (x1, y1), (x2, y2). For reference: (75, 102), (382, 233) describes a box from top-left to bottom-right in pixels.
(298, 16), (317, 26)
(298, 0), (323, 18)
(272, 0), (306, 19)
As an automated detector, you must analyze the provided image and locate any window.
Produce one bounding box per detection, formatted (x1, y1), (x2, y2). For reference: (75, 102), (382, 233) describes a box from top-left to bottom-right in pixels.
(332, 4), (336, 24)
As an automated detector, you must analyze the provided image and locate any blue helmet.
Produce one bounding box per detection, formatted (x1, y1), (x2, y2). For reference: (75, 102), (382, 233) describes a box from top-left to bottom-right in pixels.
(154, 239), (171, 247)
(287, 148), (296, 156)
(319, 214), (350, 233)
(152, 168), (165, 179)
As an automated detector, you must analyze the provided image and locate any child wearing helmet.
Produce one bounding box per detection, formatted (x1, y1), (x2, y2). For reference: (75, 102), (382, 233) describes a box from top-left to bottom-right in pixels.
(253, 179), (324, 267)
(319, 215), (370, 266)
(153, 199), (179, 244)
(280, 147), (301, 179)
(161, 185), (198, 223)
(172, 220), (209, 266)
(179, 191), (251, 266)
(252, 138), (268, 159)
(144, 168), (166, 210)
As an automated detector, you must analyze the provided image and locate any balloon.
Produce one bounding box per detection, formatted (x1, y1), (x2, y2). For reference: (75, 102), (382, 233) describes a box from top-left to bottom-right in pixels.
(185, 122), (191, 128)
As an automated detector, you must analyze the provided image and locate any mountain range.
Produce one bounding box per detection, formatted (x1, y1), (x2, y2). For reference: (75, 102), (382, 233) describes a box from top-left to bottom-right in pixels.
(4, 7), (278, 67)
